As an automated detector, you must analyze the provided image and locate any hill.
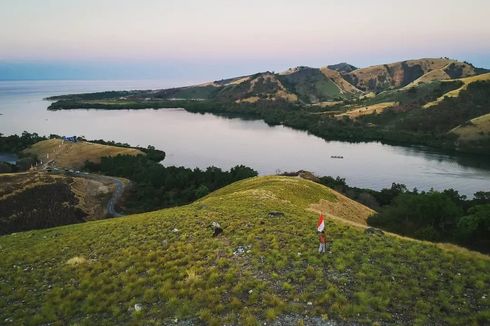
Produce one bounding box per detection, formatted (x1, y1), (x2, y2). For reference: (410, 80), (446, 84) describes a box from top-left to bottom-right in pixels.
(45, 57), (490, 154)
(23, 138), (145, 169)
(451, 113), (490, 141)
(49, 58), (486, 107)
(343, 58), (482, 92)
(0, 171), (124, 235)
(1, 176), (488, 325)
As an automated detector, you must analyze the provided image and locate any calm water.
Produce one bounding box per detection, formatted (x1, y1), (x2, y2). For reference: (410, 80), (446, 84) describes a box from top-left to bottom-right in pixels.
(1, 80), (489, 196)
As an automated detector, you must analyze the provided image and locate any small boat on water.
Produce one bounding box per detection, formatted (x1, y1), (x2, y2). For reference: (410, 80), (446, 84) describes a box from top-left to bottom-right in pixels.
(330, 155), (344, 159)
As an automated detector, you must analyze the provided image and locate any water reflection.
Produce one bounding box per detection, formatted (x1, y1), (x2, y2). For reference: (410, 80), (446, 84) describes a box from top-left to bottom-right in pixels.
(0, 80), (489, 196)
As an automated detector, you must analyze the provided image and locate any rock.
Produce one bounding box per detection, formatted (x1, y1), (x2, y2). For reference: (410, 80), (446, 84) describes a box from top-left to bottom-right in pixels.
(134, 303), (143, 312)
(209, 221), (223, 237)
(268, 211), (285, 218)
(172, 228), (179, 233)
(364, 227), (384, 236)
(307, 301), (313, 306)
(233, 244), (251, 256)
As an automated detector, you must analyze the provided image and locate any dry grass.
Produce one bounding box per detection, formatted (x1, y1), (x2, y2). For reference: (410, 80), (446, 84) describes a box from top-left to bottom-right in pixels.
(347, 58), (453, 89)
(226, 76), (251, 86)
(235, 96), (260, 104)
(308, 187), (375, 226)
(248, 73), (298, 103)
(69, 175), (117, 219)
(24, 139), (144, 169)
(404, 68), (451, 88)
(424, 72), (490, 108)
(335, 101), (398, 119)
(450, 113), (490, 141)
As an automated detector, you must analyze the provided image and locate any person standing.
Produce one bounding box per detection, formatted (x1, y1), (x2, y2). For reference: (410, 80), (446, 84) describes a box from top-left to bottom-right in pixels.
(318, 230), (326, 254)
(317, 212), (327, 254)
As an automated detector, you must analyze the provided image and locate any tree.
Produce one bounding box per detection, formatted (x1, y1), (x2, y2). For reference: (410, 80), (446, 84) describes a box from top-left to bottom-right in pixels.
(368, 192), (463, 241)
(455, 204), (490, 252)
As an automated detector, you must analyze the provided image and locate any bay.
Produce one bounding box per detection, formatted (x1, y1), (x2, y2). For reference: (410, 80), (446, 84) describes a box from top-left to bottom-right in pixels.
(1, 80), (489, 196)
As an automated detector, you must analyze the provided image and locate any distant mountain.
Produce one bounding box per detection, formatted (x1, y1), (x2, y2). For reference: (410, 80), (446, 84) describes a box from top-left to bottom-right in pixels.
(327, 62), (358, 73)
(47, 58), (490, 154)
(341, 58), (486, 92)
(146, 58), (488, 104)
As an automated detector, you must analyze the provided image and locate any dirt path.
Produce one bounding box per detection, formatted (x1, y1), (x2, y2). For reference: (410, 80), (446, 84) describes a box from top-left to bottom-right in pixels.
(68, 172), (126, 218)
(103, 176), (124, 217)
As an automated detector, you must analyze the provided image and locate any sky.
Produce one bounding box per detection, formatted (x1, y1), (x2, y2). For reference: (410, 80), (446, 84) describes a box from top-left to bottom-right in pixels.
(1, 0), (489, 82)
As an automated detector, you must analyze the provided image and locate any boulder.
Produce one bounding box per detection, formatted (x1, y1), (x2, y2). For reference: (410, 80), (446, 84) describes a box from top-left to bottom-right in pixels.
(209, 221), (223, 237)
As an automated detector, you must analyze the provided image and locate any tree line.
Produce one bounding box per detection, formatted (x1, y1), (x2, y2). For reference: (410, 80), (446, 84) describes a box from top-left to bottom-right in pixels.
(84, 154), (257, 213)
(318, 175), (490, 253)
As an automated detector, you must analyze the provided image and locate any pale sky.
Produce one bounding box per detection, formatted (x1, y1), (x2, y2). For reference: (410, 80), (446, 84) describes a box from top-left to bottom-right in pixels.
(1, 0), (489, 81)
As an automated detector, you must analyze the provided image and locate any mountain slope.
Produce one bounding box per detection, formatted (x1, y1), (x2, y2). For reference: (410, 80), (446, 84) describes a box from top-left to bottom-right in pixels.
(1, 176), (488, 325)
(342, 58), (483, 92)
(424, 72), (490, 108)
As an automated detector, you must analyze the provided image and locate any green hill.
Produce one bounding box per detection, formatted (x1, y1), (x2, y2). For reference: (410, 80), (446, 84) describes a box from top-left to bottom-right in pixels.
(1, 176), (488, 325)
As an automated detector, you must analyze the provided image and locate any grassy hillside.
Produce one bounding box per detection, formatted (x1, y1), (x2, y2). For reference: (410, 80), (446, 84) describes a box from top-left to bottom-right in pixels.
(23, 139), (144, 169)
(451, 113), (490, 141)
(1, 176), (488, 325)
(277, 67), (344, 102)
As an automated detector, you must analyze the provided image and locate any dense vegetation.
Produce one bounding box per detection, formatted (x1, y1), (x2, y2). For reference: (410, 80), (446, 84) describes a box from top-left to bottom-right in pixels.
(0, 131), (47, 153)
(363, 81), (490, 135)
(84, 154), (257, 213)
(1, 176), (488, 325)
(317, 175), (490, 253)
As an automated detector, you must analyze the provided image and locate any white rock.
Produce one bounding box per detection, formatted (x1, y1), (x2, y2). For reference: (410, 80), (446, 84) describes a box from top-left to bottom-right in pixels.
(307, 301), (313, 305)
(172, 228), (179, 233)
(134, 303), (143, 312)
(248, 289), (253, 294)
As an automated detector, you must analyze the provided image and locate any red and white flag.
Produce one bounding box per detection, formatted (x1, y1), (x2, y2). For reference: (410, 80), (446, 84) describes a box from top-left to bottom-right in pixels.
(317, 213), (325, 232)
